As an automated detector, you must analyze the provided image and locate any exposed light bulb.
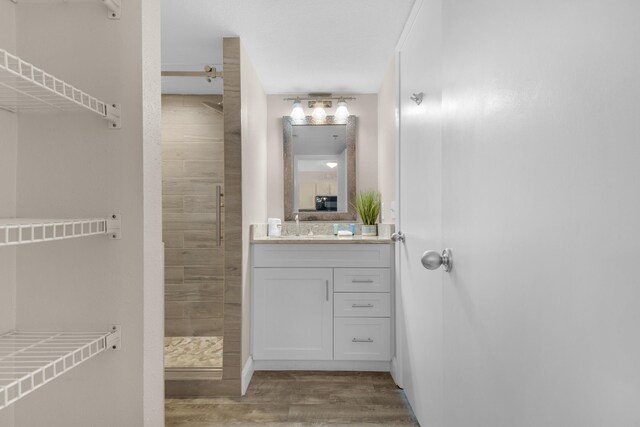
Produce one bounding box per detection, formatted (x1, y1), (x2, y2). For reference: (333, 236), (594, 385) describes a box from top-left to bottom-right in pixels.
(290, 100), (305, 120)
(335, 100), (349, 121)
(311, 101), (327, 121)
(326, 162), (338, 169)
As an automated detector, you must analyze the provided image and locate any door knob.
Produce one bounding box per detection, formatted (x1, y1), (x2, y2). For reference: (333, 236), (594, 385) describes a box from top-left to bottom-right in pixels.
(421, 249), (453, 272)
(391, 232), (405, 242)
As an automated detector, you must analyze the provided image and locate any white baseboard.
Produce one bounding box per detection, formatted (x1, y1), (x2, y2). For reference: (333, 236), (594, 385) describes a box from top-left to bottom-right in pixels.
(241, 356), (255, 395)
(390, 356), (403, 388)
(253, 360), (391, 371)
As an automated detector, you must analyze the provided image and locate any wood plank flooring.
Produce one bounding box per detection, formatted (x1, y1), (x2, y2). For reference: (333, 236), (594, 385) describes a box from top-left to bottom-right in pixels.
(165, 371), (419, 426)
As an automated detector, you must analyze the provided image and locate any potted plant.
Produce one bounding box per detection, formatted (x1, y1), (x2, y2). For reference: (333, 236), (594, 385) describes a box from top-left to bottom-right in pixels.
(354, 191), (381, 236)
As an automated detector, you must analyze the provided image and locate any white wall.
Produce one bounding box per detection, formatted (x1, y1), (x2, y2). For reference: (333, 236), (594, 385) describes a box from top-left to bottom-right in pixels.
(240, 43), (268, 369)
(9, 1), (163, 425)
(0, 2), (17, 425)
(266, 95), (378, 219)
(377, 57), (397, 223)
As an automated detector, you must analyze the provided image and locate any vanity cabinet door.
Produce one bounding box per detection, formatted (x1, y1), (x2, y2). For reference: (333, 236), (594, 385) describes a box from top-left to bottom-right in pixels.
(253, 268), (333, 360)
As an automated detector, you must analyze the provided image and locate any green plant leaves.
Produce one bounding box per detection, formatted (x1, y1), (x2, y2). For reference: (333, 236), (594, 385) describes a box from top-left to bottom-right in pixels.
(354, 191), (381, 225)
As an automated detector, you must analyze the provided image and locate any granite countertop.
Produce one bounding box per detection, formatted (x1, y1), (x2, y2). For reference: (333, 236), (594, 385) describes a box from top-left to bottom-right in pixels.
(251, 234), (393, 244)
(250, 223), (395, 244)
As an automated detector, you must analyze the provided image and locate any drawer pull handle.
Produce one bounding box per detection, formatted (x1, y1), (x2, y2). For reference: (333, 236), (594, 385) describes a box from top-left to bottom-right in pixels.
(352, 337), (374, 343)
(352, 304), (374, 308)
(352, 279), (374, 283)
(326, 280), (329, 301)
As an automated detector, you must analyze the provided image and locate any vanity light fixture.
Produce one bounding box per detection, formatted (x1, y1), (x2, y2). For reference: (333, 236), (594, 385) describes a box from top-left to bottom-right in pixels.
(335, 99), (350, 121)
(285, 94), (357, 120)
(311, 102), (328, 121)
(326, 162), (338, 169)
(290, 99), (306, 120)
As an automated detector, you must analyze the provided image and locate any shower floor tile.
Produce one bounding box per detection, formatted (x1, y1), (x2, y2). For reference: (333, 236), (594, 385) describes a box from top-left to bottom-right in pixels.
(164, 336), (223, 369)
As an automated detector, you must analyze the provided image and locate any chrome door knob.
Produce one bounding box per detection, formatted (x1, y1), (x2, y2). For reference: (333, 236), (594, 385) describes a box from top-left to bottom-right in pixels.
(391, 231), (405, 242)
(421, 249), (453, 272)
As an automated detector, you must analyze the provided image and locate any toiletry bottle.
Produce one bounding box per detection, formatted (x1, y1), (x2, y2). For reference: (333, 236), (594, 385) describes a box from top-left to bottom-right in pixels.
(333, 224), (339, 235)
(349, 224), (355, 234)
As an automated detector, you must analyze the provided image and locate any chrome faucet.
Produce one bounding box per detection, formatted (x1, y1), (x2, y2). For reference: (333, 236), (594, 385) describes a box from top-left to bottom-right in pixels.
(295, 214), (300, 236)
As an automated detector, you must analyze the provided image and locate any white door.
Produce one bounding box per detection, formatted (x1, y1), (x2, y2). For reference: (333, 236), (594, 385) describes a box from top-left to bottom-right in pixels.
(397, 0), (640, 425)
(440, 1), (640, 425)
(396, 1), (444, 425)
(253, 268), (333, 360)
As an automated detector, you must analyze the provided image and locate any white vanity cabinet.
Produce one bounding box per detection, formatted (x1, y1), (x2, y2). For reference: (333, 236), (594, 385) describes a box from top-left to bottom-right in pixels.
(252, 243), (394, 369)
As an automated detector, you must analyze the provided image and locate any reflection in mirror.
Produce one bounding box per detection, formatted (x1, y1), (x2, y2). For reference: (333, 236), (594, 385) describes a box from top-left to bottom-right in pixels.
(293, 124), (347, 212)
(283, 116), (356, 221)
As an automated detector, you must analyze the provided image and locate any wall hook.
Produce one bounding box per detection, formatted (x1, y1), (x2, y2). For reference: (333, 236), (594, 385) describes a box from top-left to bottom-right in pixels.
(410, 92), (424, 105)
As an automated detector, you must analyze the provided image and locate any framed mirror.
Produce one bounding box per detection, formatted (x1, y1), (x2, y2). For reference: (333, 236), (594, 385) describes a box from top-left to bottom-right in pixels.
(283, 115), (357, 221)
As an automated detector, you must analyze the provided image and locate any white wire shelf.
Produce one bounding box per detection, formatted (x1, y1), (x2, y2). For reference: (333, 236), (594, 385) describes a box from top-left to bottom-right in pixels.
(8, 0), (121, 19)
(0, 328), (121, 411)
(0, 49), (120, 128)
(0, 216), (121, 247)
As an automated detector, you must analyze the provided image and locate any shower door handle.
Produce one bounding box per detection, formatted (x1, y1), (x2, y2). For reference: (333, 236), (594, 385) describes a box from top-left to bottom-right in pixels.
(216, 185), (223, 247)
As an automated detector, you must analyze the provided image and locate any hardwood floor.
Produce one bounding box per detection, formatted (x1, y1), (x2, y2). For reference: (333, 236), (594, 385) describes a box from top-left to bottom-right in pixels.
(165, 371), (419, 426)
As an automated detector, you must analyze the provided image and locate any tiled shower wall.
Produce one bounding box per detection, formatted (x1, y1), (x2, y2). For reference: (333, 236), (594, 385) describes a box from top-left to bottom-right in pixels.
(162, 95), (224, 339)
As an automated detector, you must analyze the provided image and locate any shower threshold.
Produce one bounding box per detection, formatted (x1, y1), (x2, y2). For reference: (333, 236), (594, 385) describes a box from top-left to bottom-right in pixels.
(165, 367), (222, 381)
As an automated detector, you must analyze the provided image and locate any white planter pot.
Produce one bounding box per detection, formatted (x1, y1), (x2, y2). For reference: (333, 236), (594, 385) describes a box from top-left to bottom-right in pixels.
(361, 224), (378, 236)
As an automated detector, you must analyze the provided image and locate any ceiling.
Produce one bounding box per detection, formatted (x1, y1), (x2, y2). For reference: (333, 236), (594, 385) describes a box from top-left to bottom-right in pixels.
(161, 0), (415, 95)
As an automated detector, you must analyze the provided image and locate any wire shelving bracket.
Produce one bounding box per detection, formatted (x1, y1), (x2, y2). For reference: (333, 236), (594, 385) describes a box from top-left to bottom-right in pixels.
(102, 0), (121, 19)
(0, 49), (121, 128)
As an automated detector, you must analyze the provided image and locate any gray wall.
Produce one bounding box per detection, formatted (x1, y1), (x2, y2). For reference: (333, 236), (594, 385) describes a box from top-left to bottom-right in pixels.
(0, 1), (17, 425)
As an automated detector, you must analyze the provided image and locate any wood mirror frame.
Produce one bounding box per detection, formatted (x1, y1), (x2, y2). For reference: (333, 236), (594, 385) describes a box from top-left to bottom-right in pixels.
(283, 115), (357, 221)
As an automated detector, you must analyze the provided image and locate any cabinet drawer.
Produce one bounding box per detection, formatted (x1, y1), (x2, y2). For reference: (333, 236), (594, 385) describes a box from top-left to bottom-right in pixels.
(334, 293), (390, 317)
(334, 318), (391, 361)
(253, 244), (391, 268)
(334, 268), (391, 292)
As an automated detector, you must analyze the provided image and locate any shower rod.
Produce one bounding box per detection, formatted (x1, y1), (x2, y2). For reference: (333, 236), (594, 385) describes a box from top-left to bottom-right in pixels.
(161, 66), (223, 82)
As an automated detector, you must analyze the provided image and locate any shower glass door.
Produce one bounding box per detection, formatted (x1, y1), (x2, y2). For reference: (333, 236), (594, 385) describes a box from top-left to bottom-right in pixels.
(162, 94), (225, 381)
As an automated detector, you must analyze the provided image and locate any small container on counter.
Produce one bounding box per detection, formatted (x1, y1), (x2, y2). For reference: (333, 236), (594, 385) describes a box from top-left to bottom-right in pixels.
(349, 224), (355, 234)
(333, 224), (339, 235)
